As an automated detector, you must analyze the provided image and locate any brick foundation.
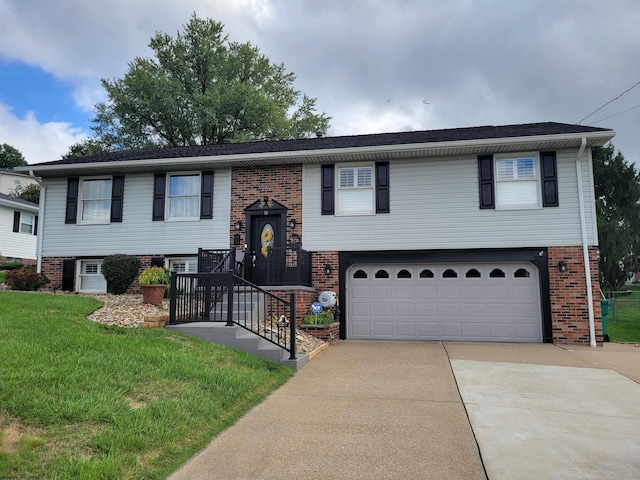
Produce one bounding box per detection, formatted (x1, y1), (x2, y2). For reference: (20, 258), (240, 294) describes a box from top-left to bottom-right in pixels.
(548, 245), (602, 345)
(300, 323), (340, 344)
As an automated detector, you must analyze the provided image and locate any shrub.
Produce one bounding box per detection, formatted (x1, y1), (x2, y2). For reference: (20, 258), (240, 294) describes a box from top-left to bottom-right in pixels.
(138, 266), (171, 285)
(302, 309), (335, 325)
(102, 254), (141, 295)
(0, 261), (27, 271)
(5, 268), (50, 291)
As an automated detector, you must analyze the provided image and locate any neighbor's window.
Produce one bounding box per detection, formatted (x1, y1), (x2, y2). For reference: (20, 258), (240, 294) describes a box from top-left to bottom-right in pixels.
(78, 260), (106, 293)
(80, 178), (112, 223)
(168, 174), (200, 219)
(20, 213), (34, 234)
(336, 164), (374, 215)
(495, 154), (539, 209)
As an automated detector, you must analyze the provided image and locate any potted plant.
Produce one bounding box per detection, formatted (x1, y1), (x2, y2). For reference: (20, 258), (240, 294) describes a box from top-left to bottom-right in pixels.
(138, 266), (170, 306)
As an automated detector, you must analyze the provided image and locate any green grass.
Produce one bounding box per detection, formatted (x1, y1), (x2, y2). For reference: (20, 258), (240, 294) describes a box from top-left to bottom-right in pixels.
(603, 286), (640, 342)
(0, 292), (293, 479)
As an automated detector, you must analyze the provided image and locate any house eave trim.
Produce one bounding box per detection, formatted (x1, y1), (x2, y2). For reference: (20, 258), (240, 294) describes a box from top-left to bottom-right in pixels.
(21, 130), (615, 176)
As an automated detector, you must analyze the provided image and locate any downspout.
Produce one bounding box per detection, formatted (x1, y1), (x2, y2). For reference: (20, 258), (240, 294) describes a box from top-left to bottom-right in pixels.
(29, 171), (45, 273)
(575, 138), (597, 346)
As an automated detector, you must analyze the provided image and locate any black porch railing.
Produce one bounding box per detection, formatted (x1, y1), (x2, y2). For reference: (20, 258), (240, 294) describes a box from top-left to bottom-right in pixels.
(197, 248), (236, 274)
(249, 246), (312, 286)
(168, 270), (296, 360)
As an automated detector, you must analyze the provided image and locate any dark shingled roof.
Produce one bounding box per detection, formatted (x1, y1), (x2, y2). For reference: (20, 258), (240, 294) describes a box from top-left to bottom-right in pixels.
(34, 122), (612, 166)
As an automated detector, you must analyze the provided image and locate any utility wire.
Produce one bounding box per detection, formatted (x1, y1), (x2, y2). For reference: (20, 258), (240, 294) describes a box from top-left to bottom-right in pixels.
(591, 104), (640, 125)
(577, 80), (640, 124)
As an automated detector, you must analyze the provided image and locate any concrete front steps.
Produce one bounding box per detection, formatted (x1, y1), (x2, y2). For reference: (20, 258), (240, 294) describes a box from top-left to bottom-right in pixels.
(166, 322), (308, 370)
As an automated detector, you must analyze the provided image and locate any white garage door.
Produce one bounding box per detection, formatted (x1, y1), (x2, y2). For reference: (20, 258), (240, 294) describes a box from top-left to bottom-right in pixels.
(347, 263), (542, 342)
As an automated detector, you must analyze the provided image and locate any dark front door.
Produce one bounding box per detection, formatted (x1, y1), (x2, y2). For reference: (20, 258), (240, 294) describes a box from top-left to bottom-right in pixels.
(249, 215), (284, 285)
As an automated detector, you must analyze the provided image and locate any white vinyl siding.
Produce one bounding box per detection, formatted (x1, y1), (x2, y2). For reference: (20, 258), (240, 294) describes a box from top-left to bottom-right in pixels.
(80, 178), (112, 224)
(303, 149), (597, 251)
(495, 154), (540, 209)
(41, 170), (231, 257)
(336, 165), (374, 215)
(78, 260), (106, 293)
(0, 205), (38, 259)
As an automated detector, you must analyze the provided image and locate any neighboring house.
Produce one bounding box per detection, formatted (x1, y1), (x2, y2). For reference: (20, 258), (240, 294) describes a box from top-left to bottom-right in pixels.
(20, 122), (615, 345)
(0, 168), (39, 195)
(0, 192), (38, 263)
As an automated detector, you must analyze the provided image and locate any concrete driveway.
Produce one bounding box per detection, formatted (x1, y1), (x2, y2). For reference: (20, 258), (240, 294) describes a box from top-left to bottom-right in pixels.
(169, 342), (640, 480)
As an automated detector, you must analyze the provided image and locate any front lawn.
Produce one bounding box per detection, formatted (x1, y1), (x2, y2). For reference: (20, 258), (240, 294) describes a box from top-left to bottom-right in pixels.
(0, 292), (293, 479)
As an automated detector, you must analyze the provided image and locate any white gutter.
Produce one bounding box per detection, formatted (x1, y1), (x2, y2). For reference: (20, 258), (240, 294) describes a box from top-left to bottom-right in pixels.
(575, 138), (597, 346)
(29, 171), (45, 273)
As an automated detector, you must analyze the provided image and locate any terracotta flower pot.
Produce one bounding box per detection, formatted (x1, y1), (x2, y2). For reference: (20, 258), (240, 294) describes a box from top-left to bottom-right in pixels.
(141, 284), (166, 306)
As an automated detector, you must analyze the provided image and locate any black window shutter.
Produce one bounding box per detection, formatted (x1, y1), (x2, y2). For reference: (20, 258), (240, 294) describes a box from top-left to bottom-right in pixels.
(110, 176), (125, 222)
(65, 178), (79, 224)
(61, 259), (75, 291)
(375, 162), (390, 213)
(34, 215), (38, 236)
(150, 257), (164, 267)
(13, 211), (20, 232)
(152, 173), (166, 221)
(478, 155), (495, 209)
(321, 164), (335, 215)
(541, 151), (559, 207)
(200, 171), (214, 219)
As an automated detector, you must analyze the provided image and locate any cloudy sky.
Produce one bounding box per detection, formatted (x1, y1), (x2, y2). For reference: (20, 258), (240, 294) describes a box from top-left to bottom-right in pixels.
(1, 0), (639, 165)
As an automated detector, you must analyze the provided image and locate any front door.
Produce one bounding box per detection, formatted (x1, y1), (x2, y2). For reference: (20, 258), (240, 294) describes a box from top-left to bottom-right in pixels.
(249, 215), (284, 285)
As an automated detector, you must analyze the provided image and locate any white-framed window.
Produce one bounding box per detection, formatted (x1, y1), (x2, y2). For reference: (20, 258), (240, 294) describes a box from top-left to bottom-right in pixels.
(168, 174), (200, 219)
(495, 154), (540, 209)
(336, 164), (374, 215)
(80, 178), (112, 223)
(78, 260), (106, 293)
(168, 257), (198, 273)
(19, 213), (34, 234)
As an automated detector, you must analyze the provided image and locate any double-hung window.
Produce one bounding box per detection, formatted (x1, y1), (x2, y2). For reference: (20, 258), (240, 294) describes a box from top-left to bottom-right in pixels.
(336, 164), (374, 215)
(80, 178), (112, 223)
(168, 174), (200, 219)
(19, 213), (34, 234)
(495, 154), (539, 209)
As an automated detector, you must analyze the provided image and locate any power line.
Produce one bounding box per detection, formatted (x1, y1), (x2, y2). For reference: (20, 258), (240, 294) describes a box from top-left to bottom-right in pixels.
(591, 104), (640, 125)
(577, 80), (640, 124)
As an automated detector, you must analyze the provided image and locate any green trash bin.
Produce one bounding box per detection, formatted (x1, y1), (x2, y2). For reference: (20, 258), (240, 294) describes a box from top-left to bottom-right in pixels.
(601, 299), (610, 342)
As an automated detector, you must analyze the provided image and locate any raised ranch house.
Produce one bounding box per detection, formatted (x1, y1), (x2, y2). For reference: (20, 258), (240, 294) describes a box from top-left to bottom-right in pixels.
(0, 192), (38, 263)
(20, 122), (614, 347)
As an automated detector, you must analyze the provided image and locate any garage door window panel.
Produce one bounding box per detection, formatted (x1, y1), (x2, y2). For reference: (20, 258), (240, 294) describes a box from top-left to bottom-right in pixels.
(375, 270), (389, 278)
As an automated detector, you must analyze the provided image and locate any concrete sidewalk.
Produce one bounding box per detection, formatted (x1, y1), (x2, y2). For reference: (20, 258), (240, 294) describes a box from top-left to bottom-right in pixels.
(169, 342), (640, 480)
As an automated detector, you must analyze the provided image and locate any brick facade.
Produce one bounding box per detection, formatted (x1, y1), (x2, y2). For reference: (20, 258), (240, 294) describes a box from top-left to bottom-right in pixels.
(230, 164), (303, 248)
(548, 245), (602, 345)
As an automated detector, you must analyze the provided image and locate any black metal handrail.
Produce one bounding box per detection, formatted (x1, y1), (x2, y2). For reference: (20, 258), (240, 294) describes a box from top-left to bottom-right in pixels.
(198, 248), (236, 273)
(169, 271), (296, 359)
(254, 245), (312, 286)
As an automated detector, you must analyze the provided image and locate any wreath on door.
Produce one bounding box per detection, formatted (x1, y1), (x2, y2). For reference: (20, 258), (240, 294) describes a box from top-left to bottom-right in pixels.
(260, 227), (274, 257)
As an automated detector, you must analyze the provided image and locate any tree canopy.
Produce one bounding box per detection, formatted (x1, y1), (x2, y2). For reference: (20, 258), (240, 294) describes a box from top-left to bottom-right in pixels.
(62, 138), (112, 159)
(593, 144), (640, 290)
(0, 144), (27, 169)
(91, 13), (330, 150)
(10, 183), (40, 204)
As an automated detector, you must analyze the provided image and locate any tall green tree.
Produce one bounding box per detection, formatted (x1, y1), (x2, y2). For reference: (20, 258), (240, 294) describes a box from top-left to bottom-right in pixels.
(10, 184), (40, 204)
(62, 138), (112, 159)
(593, 144), (640, 290)
(0, 144), (27, 169)
(91, 13), (330, 150)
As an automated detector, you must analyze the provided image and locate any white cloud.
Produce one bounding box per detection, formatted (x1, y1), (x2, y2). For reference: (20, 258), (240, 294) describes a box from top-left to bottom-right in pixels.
(0, 103), (88, 164)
